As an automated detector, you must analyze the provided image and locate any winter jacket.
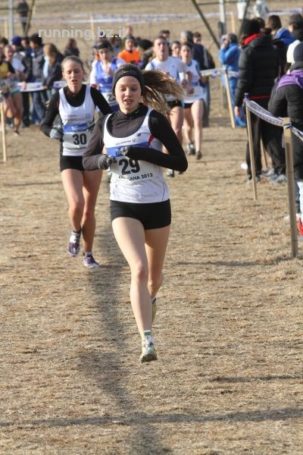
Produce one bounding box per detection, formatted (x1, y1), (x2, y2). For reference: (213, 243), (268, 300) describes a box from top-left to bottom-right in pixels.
(219, 43), (240, 73)
(269, 62), (303, 123)
(269, 62), (303, 178)
(274, 28), (295, 47)
(235, 33), (280, 107)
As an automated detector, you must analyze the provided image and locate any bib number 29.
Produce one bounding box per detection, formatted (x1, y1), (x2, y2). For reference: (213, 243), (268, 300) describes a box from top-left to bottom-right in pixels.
(119, 158), (140, 175)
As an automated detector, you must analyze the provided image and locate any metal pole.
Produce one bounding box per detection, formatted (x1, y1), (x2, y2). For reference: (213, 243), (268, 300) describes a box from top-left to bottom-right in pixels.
(219, 0), (227, 36)
(190, 0), (220, 49)
(8, 0), (14, 41)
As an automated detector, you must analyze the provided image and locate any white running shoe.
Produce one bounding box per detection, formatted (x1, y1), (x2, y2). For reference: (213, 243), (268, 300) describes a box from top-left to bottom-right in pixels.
(83, 254), (101, 269)
(68, 231), (81, 257)
(140, 334), (157, 363)
(166, 169), (175, 177)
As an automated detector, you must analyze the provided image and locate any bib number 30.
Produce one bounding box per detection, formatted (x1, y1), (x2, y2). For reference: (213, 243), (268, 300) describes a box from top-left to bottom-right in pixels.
(72, 133), (87, 145)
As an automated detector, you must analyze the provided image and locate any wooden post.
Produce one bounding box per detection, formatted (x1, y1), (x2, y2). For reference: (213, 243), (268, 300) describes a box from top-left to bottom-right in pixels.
(245, 98), (257, 200)
(283, 119), (298, 258)
(224, 68), (235, 129)
(260, 139), (268, 169)
(1, 102), (7, 162)
(90, 14), (95, 41)
(230, 11), (236, 33)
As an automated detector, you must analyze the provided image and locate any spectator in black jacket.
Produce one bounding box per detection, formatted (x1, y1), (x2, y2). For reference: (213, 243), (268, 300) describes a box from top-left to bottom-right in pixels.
(234, 18), (285, 181)
(269, 42), (303, 233)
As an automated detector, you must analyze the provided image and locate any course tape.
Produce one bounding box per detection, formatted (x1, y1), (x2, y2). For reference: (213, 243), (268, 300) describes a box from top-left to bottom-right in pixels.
(200, 68), (239, 78)
(244, 98), (303, 143)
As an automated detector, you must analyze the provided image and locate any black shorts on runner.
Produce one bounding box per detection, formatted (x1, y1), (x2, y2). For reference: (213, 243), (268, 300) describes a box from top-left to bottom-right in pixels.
(110, 199), (171, 229)
(60, 155), (84, 172)
(184, 102), (193, 109)
(167, 99), (183, 109)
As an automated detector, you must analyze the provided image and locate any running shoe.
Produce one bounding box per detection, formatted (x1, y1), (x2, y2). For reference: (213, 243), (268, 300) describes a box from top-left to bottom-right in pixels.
(152, 297), (157, 323)
(140, 334), (157, 363)
(187, 143), (195, 155)
(68, 230), (81, 257)
(196, 151), (202, 160)
(270, 173), (287, 184)
(83, 254), (101, 269)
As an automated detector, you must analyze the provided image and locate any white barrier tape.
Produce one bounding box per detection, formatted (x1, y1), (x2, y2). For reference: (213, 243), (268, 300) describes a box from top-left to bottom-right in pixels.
(18, 82), (46, 92)
(244, 98), (284, 127)
(244, 98), (303, 142)
(200, 68), (239, 78)
(201, 69), (223, 78)
(291, 126), (303, 143)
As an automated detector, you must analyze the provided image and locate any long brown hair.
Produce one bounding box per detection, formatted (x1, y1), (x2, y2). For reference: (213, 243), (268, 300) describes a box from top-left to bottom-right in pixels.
(142, 70), (184, 114)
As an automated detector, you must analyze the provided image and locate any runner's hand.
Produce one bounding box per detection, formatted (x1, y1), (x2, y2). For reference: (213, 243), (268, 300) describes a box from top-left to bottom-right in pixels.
(49, 128), (63, 141)
(97, 155), (116, 170)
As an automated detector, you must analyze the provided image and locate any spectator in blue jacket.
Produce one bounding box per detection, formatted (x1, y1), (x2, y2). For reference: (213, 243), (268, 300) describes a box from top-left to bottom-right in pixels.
(219, 33), (245, 127)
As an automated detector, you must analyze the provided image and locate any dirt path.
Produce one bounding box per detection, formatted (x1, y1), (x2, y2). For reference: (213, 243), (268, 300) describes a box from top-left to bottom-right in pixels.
(1, 98), (303, 453)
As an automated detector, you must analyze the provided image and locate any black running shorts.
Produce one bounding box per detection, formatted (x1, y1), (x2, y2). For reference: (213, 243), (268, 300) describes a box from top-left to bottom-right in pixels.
(110, 199), (171, 229)
(167, 99), (183, 109)
(60, 155), (84, 172)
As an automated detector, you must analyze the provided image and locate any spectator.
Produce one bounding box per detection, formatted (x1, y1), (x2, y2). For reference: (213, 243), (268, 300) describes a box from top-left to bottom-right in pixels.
(234, 18), (285, 181)
(63, 38), (80, 58)
(0, 37), (9, 49)
(267, 14), (295, 76)
(43, 43), (63, 97)
(29, 33), (47, 123)
(219, 33), (245, 127)
(19, 35), (32, 126)
(0, 47), (22, 134)
(108, 35), (122, 56)
(287, 14), (303, 65)
(269, 42), (303, 234)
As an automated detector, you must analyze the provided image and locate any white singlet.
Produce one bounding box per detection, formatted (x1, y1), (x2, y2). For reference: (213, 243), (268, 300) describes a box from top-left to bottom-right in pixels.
(145, 56), (186, 101)
(103, 109), (170, 203)
(182, 59), (207, 104)
(59, 85), (95, 157)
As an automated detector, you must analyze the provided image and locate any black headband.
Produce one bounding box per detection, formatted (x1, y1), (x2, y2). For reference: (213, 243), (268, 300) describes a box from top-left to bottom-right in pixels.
(112, 64), (145, 94)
